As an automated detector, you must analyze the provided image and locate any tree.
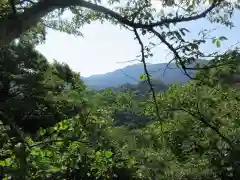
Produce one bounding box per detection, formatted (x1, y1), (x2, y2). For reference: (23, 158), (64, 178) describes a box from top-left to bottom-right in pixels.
(137, 51), (240, 179)
(0, 42), (87, 135)
(1, 1), (240, 179)
(0, 0), (238, 65)
(0, 0), (238, 105)
(0, 0), (222, 44)
(1, 48), (240, 179)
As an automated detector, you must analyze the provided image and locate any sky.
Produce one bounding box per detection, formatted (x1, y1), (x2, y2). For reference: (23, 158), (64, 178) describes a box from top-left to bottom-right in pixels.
(36, 3), (240, 77)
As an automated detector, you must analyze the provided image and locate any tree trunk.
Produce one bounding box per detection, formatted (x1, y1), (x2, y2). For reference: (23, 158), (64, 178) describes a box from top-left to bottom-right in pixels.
(0, 1), (56, 48)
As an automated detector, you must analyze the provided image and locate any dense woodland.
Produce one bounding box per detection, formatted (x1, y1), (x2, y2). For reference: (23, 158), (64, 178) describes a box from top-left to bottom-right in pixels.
(1, 0), (240, 179)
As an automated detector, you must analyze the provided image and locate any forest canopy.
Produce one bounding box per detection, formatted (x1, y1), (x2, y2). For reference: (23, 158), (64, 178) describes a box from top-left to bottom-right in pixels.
(1, 0), (240, 179)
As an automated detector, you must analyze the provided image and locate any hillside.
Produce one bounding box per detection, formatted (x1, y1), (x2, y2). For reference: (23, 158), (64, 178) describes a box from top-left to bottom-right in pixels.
(82, 62), (200, 89)
(110, 79), (169, 95)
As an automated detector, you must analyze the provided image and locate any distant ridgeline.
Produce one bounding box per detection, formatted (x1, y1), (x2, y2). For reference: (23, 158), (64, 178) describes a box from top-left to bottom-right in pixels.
(82, 61), (207, 90)
(108, 79), (169, 94)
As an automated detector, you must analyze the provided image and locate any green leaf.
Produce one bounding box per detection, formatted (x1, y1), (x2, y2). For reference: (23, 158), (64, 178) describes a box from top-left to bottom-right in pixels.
(2, 158), (12, 166)
(212, 39), (217, 44)
(219, 36), (228, 41)
(104, 151), (113, 158)
(149, 42), (156, 46)
(49, 166), (61, 173)
(139, 74), (152, 81)
(59, 120), (69, 131)
(174, 31), (182, 40)
(139, 74), (145, 80)
(0, 160), (5, 166)
(179, 28), (190, 36)
(142, 29), (146, 35)
(39, 128), (46, 136)
(96, 151), (101, 157)
(191, 44), (198, 50)
(216, 40), (221, 48)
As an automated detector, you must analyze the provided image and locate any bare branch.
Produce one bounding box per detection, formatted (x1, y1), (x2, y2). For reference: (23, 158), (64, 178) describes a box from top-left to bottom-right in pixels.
(163, 58), (176, 76)
(150, 28), (194, 79)
(120, 69), (141, 83)
(134, 28), (163, 131)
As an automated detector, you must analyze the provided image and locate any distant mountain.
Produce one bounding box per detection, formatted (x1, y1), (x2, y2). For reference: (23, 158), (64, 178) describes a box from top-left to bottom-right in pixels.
(82, 62), (206, 89)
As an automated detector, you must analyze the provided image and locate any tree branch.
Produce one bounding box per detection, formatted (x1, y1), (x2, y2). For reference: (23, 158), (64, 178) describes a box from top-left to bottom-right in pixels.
(165, 107), (234, 149)
(0, 0), (56, 47)
(0, 0), (221, 47)
(77, 0), (221, 28)
(150, 28), (194, 79)
(134, 28), (163, 131)
(30, 137), (89, 148)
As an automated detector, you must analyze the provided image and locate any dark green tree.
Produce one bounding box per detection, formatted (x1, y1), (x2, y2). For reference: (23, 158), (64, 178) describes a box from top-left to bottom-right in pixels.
(0, 42), (87, 134)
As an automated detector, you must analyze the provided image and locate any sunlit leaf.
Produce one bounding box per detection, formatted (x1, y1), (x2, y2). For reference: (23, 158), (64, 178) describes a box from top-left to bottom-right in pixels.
(216, 40), (221, 48)
(104, 151), (113, 158)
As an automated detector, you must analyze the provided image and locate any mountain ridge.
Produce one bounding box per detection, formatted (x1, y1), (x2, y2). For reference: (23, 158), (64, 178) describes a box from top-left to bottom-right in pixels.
(82, 62), (205, 89)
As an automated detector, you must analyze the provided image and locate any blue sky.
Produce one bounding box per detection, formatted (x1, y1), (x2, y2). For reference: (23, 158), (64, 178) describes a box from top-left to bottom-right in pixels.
(36, 7), (240, 77)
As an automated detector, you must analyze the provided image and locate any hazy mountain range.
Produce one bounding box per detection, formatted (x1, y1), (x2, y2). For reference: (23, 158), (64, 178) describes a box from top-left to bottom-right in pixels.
(82, 62), (203, 89)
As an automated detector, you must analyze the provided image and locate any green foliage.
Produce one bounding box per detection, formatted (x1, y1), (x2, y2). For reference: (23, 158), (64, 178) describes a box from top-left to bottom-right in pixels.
(212, 36), (228, 48)
(1, 24), (240, 180)
(0, 42), (87, 134)
(1, 0), (240, 179)
(139, 74), (152, 81)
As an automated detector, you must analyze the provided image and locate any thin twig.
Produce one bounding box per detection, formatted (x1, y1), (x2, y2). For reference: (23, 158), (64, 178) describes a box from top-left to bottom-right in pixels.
(82, 109), (92, 128)
(163, 58), (176, 76)
(150, 28), (194, 79)
(30, 138), (89, 148)
(134, 28), (162, 131)
(165, 107), (234, 149)
(120, 69), (141, 83)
